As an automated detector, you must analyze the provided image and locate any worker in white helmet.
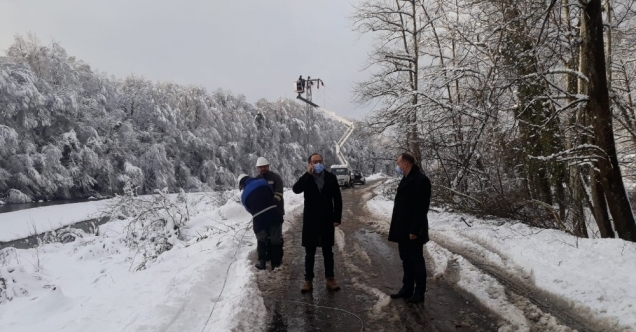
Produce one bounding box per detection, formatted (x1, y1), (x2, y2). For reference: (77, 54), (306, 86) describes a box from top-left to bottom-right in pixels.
(255, 157), (285, 216)
(255, 156), (285, 268)
(237, 173), (283, 270)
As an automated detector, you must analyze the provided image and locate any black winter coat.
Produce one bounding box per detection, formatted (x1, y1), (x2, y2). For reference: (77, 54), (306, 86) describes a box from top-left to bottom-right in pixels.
(292, 171), (342, 247)
(388, 165), (431, 244)
(256, 171), (285, 216)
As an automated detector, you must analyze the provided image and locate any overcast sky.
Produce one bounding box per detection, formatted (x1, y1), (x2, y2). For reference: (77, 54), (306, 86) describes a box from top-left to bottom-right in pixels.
(0, 0), (376, 119)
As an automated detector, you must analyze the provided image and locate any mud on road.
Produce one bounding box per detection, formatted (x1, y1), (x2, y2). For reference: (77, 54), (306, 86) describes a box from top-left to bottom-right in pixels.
(256, 181), (502, 332)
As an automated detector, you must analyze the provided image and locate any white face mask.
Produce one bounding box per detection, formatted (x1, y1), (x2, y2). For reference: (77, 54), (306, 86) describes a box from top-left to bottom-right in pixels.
(395, 165), (403, 176)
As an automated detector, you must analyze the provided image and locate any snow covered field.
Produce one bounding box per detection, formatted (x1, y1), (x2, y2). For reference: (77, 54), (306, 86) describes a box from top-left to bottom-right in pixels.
(0, 200), (113, 243)
(366, 185), (636, 331)
(0, 189), (303, 332)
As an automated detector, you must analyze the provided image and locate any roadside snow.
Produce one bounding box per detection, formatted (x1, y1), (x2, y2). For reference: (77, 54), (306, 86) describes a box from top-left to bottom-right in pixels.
(366, 173), (388, 181)
(0, 189), (303, 332)
(365, 190), (636, 331)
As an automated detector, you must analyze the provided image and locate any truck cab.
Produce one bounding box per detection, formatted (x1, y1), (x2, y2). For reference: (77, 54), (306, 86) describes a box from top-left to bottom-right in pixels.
(330, 165), (354, 188)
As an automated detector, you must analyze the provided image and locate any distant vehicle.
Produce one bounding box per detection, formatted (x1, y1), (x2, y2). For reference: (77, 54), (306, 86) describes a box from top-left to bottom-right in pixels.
(330, 165), (354, 188)
(352, 170), (366, 185)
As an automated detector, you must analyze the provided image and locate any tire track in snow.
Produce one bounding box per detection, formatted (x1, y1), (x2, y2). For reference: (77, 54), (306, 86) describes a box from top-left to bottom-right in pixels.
(430, 230), (620, 332)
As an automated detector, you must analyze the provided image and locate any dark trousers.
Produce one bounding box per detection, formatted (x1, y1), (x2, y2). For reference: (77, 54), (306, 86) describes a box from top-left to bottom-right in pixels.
(398, 240), (427, 295)
(256, 238), (285, 261)
(304, 245), (334, 281)
(255, 221), (283, 264)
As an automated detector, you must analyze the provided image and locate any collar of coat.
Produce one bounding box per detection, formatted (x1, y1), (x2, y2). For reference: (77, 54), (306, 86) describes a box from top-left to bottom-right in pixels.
(307, 170), (330, 192)
(397, 164), (420, 192)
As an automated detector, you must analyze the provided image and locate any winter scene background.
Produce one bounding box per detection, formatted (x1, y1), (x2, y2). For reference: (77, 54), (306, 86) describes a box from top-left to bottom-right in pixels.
(2, 0), (636, 331)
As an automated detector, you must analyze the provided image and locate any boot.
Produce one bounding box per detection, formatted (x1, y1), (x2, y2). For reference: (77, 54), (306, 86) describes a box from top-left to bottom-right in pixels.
(254, 260), (266, 270)
(301, 280), (313, 293)
(326, 277), (340, 291)
(406, 293), (425, 304)
(390, 288), (413, 299)
(270, 244), (282, 270)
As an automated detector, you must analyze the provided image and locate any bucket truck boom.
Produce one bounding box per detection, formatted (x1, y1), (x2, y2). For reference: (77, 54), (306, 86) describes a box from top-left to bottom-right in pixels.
(293, 77), (354, 167)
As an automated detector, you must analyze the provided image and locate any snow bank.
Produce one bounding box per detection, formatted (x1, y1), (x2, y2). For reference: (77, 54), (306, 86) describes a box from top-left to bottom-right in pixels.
(0, 222), (265, 331)
(0, 188), (305, 332)
(365, 189), (636, 330)
(366, 173), (389, 181)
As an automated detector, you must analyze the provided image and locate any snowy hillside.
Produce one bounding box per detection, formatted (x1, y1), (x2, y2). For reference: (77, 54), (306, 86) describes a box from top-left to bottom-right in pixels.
(0, 35), (391, 204)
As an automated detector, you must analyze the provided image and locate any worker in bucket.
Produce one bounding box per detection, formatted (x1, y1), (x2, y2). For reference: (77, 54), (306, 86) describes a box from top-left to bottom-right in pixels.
(237, 173), (284, 270)
(255, 157), (285, 264)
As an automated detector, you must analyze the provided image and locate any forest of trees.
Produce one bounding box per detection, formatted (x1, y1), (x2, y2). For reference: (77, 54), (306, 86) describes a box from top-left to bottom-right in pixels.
(353, 0), (636, 241)
(0, 34), (391, 205)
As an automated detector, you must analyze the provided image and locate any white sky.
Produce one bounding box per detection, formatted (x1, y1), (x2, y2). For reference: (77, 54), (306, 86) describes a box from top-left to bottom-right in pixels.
(0, 0), (376, 119)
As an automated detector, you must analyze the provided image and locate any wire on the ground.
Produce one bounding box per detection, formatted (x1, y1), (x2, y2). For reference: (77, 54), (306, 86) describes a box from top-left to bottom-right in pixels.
(200, 219), (252, 332)
(272, 299), (365, 332)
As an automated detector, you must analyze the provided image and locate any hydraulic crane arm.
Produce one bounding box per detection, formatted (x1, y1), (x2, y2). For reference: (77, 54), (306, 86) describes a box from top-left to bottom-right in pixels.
(295, 77), (354, 167)
(317, 107), (354, 167)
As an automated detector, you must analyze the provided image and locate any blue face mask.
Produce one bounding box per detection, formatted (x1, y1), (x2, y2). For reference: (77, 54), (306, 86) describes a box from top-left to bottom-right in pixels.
(313, 163), (324, 173)
(395, 165), (403, 176)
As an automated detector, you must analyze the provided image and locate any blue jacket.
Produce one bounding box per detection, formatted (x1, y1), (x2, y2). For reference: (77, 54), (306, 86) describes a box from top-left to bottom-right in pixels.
(241, 177), (283, 232)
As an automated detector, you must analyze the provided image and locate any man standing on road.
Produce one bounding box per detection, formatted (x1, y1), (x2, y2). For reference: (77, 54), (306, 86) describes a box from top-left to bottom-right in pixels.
(388, 152), (431, 304)
(293, 153), (342, 293)
(238, 174), (284, 271)
(255, 157), (285, 268)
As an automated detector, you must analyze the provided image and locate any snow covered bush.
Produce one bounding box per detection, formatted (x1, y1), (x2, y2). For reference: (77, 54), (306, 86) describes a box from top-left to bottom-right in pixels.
(41, 228), (86, 244)
(0, 248), (44, 304)
(103, 187), (191, 271)
(379, 178), (400, 201)
(4, 189), (32, 204)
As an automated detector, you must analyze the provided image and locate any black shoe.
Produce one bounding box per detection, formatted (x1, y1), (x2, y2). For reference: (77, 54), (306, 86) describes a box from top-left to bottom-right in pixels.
(270, 244), (283, 270)
(390, 288), (413, 299)
(406, 294), (425, 304)
(255, 260), (267, 270)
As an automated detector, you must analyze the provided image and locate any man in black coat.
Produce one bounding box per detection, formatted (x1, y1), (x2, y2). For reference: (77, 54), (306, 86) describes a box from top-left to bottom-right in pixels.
(292, 153), (343, 293)
(388, 152), (431, 304)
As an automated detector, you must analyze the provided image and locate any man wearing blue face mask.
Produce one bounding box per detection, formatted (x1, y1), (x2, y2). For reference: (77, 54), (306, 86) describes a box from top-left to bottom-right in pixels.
(293, 153), (343, 293)
(388, 152), (431, 304)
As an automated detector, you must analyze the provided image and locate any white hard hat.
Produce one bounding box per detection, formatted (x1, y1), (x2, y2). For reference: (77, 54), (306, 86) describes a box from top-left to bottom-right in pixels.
(256, 157), (269, 167)
(237, 174), (248, 188)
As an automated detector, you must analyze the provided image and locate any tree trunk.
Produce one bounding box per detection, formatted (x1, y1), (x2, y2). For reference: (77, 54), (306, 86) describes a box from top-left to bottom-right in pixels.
(563, 2), (586, 234)
(409, 1), (422, 168)
(590, 168), (616, 237)
(575, 4), (613, 238)
(581, 0), (636, 241)
(605, 0), (612, 87)
(501, 1), (563, 205)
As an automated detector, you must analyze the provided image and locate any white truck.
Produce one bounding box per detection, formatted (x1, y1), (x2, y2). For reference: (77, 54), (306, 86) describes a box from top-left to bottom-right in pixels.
(330, 164), (354, 188)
